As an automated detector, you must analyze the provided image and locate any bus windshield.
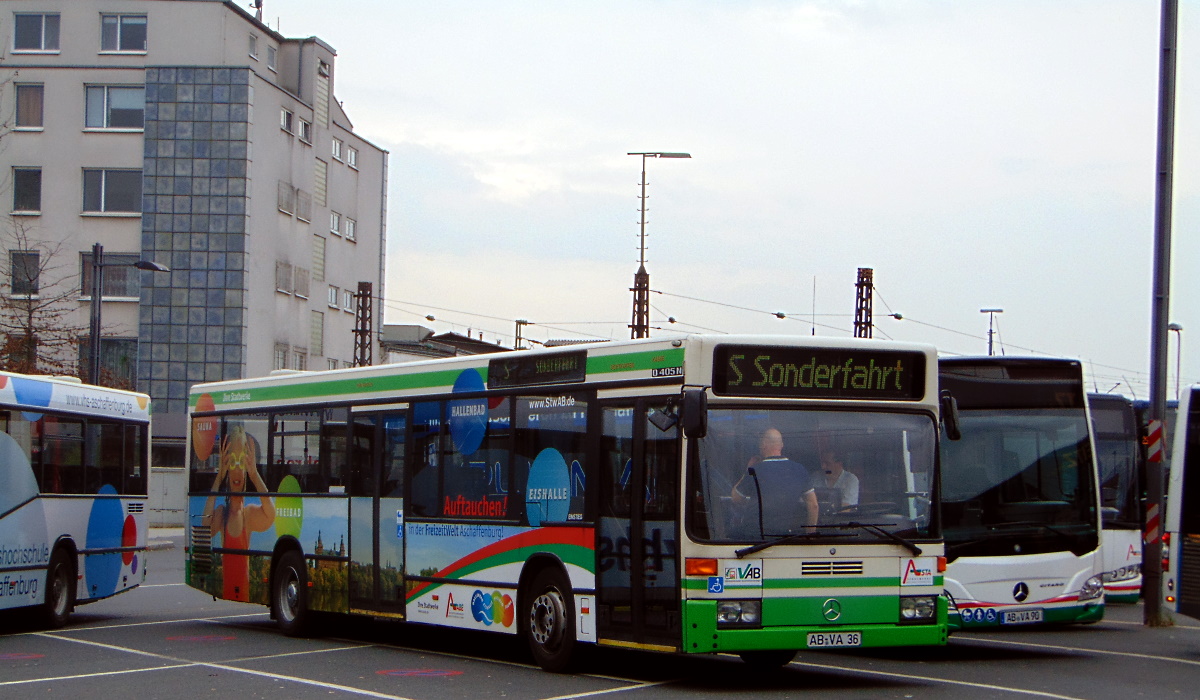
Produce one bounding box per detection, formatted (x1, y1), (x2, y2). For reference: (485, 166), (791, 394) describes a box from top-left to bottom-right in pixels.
(1089, 395), (1141, 529)
(689, 408), (938, 544)
(941, 408), (1098, 555)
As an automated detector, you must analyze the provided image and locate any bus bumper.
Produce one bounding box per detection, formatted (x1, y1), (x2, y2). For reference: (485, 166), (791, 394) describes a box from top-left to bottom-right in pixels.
(682, 599), (948, 653)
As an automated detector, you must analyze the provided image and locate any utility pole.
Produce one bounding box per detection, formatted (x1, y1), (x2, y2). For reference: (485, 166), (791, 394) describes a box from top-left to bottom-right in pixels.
(981, 308), (1003, 356)
(353, 281), (373, 367)
(853, 268), (873, 338)
(515, 319), (529, 350)
(1144, 0), (1178, 628)
(627, 152), (689, 339)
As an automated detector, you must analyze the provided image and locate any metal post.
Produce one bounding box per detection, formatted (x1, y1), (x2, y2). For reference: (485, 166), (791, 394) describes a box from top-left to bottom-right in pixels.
(853, 268), (873, 338)
(980, 308), (1003, 356)
(88, 243), (104, 384)
(353, 282), (373, 367)
(1145, 0), (1178, 627)
(626, 152), (689, 339)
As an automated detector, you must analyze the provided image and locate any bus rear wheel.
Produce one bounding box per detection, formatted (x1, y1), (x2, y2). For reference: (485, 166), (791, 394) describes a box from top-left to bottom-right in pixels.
(41, 548), (74, 629)
(272, 550), (310, 636)
(525, 568), (577, 672)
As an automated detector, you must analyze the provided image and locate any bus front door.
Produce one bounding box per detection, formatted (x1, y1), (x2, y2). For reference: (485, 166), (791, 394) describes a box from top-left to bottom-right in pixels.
(596, 400), (681, 648)
(348, 411), (407, 616)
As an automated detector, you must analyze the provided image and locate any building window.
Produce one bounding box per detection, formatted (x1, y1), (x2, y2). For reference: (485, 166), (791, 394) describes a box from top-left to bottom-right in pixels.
(330, 212), (341, 235)
(13, 168), (42, 213)
(296, 190), (312, 222)
(328, 358), (339, 370)
(345, 218), (357, 241)
(295, 351), (307, 371)
(312, 235), (326, 282)
(15, 84), (44, 128)
(277, 180), (294, 214)
(267, 45), (277, 71)
(9, 250), (40, 296)
(100, 14), (147, 52)
(81, 252), (141, 298)
(327, 285), (339, 308)
(82, 169), (142, 213)
(14, 13), (59, 51)
(342, 289), (354, 313)
(294, 268), (310, 299)
(299, 119), (312, 144)
(347, 146), (358, 169)
(331, 139), (343, 161)
(274, 343), (288, 370)
(311, 311), (324, 356)
(249, 34), (258, 58)
(280, 108), (294, 133)
(275, 261), (293, 294)
(85, 86), (145, 129)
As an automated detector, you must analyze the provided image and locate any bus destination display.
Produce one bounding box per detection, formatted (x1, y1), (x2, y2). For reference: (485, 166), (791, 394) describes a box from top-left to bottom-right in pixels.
(713, 345), (925, 400)
(488, 350), (588, 389)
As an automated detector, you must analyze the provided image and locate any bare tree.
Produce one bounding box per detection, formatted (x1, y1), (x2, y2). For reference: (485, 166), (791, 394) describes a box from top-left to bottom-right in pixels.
(0, 217), (89, 377)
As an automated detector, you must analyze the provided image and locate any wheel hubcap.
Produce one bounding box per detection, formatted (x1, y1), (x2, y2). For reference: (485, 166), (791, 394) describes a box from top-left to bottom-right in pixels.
(280, 569), (299, 621)
(530, 590), (565, 647)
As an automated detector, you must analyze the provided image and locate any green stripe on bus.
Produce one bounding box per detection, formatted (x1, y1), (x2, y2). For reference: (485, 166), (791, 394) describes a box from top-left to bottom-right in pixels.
(191, 348), (686, 409)
(586, 348), (684, 375)
(444, 544), (595, 581)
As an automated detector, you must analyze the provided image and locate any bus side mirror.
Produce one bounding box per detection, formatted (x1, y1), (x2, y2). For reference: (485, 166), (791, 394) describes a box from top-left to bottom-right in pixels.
(941, 390), (962, 441)
(682, 388), (708, 438)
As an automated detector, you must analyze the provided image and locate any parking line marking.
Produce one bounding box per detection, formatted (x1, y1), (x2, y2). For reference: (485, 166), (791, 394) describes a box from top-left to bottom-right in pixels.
(786, 659), (1086, 699)
(952, 635), (1200, 667)
(140, 583), (188, 587)
(31, 633), (417, 700)
(539, 681), (675, 699)
(0, 664), (197, 687)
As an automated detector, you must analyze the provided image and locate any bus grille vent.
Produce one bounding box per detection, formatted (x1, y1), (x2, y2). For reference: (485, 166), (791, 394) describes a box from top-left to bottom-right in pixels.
(191, 525), (213, 575)
(1180, 540), (1200, 619)
(802, 561), (864, 576)
(126, 502), (145, 513)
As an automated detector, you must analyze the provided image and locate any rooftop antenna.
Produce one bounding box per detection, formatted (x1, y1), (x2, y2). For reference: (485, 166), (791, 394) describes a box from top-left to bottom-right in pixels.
(251, 0), (263, 22)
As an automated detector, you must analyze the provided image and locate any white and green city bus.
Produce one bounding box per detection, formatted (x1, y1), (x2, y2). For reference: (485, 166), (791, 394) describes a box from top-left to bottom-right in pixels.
(1164, 384), (1199, 618)
(185, 335), (948, 671)
(0, 371), (151, 627)
(939, 357), (1105, 629)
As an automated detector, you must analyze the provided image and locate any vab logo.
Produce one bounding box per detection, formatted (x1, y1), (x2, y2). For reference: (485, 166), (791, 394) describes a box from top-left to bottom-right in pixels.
(1013, 582), (1030, 602)
(823, 598), (842, 621)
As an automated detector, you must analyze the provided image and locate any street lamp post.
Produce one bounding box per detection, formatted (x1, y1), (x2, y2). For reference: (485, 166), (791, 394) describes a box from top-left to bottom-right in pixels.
(980, 308), (1003, 356)
(88, 242), (170, 385)
(627, 151), (690, 339)
(1170, 322), (1184, 400)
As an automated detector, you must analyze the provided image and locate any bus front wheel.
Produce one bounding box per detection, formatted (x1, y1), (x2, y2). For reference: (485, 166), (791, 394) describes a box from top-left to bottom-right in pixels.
(41, 548), (74, 628)
(525, 568), (577, 672)
(272, 550), (310, 636)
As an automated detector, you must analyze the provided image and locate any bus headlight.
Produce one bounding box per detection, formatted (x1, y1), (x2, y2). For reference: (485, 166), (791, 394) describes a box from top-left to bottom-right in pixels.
(899, 595), (937, 623)
(717, 600), (762, 627)
(1079, 575), (1104, 601)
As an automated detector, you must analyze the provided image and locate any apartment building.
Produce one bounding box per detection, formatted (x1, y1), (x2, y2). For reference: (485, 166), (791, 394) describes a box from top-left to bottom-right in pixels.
(0, 0), (388, 464)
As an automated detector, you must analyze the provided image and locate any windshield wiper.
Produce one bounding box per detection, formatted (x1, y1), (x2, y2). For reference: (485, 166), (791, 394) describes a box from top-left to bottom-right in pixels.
(987, 520), (1077, 539)
(734, 531), (854, 558)
(838, 522), (923, 556)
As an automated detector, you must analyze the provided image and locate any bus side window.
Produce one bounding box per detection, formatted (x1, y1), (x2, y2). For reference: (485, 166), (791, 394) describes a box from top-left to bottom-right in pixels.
(381, 414), (406, 497)
(409, 402), (443, 516)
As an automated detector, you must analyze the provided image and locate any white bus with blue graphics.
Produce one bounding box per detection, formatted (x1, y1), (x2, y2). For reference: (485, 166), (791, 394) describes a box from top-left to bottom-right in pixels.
(185, 335), (949, 671)
(0, 371), (151, 627)
(939, 357), (1105, 629)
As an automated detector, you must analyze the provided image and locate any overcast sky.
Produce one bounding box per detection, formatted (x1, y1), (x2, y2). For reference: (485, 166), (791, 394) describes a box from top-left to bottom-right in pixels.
(269, 0), (1200, 399)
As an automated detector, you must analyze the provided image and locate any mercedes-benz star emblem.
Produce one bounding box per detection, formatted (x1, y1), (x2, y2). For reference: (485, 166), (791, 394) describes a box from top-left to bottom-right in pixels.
(1013, 582), (1030, 602)
(822, 598), (842, 621)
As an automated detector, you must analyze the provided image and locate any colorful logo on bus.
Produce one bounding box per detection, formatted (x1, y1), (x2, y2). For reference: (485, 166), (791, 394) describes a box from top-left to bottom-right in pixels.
(470, 589), (514, 627)
(449, 370), (488, 456)
(192, 394), (217, 461)
(526, 448), (570, 526)
(274, 475), (303, 538)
